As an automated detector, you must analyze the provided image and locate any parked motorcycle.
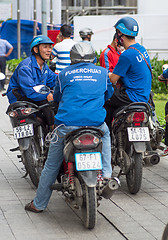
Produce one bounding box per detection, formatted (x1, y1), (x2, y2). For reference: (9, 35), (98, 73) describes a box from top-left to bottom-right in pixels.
(6, 85), (52, 187)
(51, 127), (120, 229)
(111, 102), (158, 194)
(148, 91), (165, 151)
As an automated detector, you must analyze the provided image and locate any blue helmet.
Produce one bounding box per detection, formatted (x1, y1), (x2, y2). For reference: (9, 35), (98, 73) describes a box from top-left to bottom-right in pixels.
(30, 35), (54, 51)
(114, 17), (139, 37)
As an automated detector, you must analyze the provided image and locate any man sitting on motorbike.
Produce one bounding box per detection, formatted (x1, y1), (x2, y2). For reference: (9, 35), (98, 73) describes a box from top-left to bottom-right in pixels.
(25, 41), (114, 213)
(158, 67), (168, 156)
(107, 17), (152, 130)
(6, 35), (57, 130)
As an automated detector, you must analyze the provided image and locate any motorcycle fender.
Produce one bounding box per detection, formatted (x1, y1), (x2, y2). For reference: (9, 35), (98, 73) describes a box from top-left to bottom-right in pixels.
(18, 137), (31, 151)
(133, 142), (146, 153)
(78, 171), (97, 187)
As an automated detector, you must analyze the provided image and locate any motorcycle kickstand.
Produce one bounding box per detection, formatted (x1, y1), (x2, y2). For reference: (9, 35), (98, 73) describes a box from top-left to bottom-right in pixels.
(22, 172), (29, 178)
(117, 169), (122, 179)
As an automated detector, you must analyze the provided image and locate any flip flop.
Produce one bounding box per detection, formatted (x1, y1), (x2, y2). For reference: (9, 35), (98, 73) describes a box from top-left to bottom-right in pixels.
(25, 200), (43, 213)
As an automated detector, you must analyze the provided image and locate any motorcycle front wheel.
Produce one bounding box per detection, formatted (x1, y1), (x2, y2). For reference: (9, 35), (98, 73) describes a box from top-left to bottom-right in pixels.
(126, 145), (143, 194)
(81, 184), (97, 229)
(23, 138), (43, 187)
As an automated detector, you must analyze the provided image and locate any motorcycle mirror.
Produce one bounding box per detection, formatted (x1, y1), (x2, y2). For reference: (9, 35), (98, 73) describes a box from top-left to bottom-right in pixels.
(33, 85), (50, 94)
(162, 64), (168, 71)
(0, 72), (5, 81)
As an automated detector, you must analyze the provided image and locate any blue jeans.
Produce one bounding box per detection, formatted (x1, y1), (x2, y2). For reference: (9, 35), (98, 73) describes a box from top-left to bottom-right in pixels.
(33, 123), (112, 210)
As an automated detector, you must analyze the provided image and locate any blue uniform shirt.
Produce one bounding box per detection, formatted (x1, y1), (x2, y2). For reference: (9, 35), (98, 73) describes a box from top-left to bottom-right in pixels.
(7, 55), (56, 104)
(53, 62), (113, 126)
(163, 68), (168, 78)
(113, 43), (152, 103)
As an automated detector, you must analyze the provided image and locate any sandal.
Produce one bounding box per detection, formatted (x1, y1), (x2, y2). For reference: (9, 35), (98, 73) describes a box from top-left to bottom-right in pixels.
(25, 200), (43, 213)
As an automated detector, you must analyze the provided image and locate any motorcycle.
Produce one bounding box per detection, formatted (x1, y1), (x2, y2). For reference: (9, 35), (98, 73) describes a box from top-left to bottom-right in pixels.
(111, 102), (159, 194)
(51, 126), (120, 229)
(6, 85), (52, 187)
(147, 91), (165, 151)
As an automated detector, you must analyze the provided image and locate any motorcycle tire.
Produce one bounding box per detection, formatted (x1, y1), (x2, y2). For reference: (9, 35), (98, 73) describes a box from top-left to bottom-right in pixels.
(162, 223), (168, 240)
(23, 138), (43, 187)
(126, 148), (143, 194)
(81, 184), (97, 229)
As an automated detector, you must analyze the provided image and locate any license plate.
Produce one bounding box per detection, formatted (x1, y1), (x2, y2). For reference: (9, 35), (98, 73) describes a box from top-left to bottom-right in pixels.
(127, 127), (150, 142)
(75, 152), (102, 171)
(13, 124), (34, 139)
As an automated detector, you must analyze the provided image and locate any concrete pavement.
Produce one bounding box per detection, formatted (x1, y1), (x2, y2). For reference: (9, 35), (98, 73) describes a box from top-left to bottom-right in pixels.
(0, 84), (168, 240)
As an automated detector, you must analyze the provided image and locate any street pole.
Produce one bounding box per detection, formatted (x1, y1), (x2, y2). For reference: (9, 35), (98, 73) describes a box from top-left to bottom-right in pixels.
(66, 0), (69, 24)
(42, 0), (47, 35)
(50, 0), (53, 30)
(17, 0), (21, 59)
(33, 0), (37, 37)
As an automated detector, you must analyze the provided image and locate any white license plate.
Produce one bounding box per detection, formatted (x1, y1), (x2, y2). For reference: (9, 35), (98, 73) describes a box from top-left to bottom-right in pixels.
(13, 124), (34, 139)
(75, 152), (102, 171)
(127, 127), (150, 142)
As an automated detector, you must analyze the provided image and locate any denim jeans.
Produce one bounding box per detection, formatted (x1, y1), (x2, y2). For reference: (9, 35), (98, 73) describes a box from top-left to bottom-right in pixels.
(33, 122), (112, 210)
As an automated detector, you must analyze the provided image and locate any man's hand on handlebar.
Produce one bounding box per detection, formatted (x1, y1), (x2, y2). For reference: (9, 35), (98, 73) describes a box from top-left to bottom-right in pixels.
(158, 74), (168, 83)
(47, 93), (54, 102)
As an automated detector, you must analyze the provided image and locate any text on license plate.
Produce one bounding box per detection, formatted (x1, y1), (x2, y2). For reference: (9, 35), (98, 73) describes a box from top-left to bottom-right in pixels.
(127, 127), (150, 142)
(13, 124), (34, 139)
(75, 152), (102, 171)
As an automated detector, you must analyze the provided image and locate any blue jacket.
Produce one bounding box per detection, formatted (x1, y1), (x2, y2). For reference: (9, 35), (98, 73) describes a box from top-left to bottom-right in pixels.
(7, 55), (56, 104)
(53, 62), (113, 126)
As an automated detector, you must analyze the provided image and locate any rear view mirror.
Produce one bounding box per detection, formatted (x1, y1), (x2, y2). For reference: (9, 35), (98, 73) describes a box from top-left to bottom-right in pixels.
(0, 72), (5, 81)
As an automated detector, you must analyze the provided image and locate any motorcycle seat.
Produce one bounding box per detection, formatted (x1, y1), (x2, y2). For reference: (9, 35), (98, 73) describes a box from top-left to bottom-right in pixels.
(64, 127), (104, 143)
(113, 102), (149, 118)
(6, 101), (39, 113)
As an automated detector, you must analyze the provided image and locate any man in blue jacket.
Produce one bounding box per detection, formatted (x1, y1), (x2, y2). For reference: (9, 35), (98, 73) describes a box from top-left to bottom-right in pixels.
(25, 42), (114, 213)
(6, 35), (57, 129)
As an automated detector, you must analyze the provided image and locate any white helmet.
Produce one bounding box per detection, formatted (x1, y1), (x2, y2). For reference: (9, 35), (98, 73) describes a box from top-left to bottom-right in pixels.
(79, 28), (94, 39)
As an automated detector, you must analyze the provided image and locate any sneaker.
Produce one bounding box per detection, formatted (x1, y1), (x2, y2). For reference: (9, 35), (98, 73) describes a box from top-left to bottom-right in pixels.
(160, 147), (168, 156)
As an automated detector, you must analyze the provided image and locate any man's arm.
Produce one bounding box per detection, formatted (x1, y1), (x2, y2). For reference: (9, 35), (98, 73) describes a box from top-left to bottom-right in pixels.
(109, 72), (121, 84)
(6, 47), (13, 57)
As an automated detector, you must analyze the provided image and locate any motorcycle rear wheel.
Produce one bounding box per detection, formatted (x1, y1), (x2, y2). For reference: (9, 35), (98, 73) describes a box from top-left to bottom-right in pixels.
(81, 184), (97, 229)
(23, 139), (43, 187)
(126, 147), (143, 194)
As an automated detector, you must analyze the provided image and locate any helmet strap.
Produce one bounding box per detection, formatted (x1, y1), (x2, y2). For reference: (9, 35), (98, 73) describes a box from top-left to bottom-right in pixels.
(34, 45), (46, 62)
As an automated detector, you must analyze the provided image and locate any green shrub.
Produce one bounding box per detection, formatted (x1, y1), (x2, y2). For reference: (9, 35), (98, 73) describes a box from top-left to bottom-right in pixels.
(7, 58), (24, 72)
(151, 55), (168, 94)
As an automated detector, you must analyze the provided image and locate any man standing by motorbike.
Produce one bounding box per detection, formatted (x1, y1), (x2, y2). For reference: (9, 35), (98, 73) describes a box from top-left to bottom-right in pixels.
(25, 41), (114, 213)
(107, 16), (152, 129)
(6, 35), (56, 130)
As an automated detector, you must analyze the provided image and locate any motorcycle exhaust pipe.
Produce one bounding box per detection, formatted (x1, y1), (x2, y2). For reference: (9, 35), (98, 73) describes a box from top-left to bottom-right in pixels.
(144, 152), (160, 165)
(102, 177), (120, 199)
(156, 129), (164, 143)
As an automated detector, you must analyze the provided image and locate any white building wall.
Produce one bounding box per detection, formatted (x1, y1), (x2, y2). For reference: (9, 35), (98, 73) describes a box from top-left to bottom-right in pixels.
(74, 14), (168, 60)
(137, 0), (168, 15)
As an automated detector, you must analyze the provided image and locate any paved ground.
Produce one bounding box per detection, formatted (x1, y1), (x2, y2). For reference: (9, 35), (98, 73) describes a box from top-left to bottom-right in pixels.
(0, 84), (168, 240)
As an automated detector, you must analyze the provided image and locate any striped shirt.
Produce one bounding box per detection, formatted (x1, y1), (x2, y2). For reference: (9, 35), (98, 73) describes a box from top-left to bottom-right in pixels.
(52, 39), (76, 74)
